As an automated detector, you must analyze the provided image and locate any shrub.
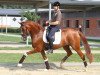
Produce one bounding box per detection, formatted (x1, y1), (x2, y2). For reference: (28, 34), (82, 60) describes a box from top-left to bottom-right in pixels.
(0, 27), (21, 33)
(21, 11), (40, 21)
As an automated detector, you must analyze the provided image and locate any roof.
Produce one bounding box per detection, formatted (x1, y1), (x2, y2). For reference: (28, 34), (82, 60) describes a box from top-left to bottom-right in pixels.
(0, 9), (22, 16)
(50, 0), (100, 5)
(0, 0), (48, 8)
(0, 0), (100, 16)
(0, 0), (100, 9)
(49, 0), (100, 11)
(0, 9), (53, 16)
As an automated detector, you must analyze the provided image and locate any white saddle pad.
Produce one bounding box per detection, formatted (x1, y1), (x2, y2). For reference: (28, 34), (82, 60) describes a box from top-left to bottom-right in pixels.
(43, 29), (61, 44)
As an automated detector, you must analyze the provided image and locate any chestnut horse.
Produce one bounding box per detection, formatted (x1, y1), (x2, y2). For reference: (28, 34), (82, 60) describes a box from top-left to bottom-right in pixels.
(17, 20), (93, 70)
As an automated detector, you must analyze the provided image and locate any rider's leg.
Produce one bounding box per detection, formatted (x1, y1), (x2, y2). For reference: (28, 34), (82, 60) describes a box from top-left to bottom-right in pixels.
(47, 33), (54, 53)
(47, 26), (60, 53)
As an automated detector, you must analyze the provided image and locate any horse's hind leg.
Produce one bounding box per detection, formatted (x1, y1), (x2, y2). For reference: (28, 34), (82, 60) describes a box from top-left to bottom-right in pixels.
(72, 44), (87, 67)
(76, 50), (87, 67)
(60, 45), (73, 68)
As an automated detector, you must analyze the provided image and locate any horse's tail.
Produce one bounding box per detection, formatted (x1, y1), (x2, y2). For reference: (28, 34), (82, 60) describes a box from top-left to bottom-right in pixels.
(78, 31), (93, 63)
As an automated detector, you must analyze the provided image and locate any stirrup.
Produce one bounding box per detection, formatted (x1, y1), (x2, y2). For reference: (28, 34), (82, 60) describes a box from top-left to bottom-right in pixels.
(46, 49), (53, 54)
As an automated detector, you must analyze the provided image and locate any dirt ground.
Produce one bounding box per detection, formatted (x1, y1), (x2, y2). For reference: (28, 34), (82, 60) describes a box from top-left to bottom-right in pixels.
(0, 62), (100, 75)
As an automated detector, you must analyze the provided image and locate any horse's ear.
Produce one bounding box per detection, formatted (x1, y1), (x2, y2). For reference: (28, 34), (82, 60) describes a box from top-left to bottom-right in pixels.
(18, 22), (21, 25)
(19, 22), (23, 26)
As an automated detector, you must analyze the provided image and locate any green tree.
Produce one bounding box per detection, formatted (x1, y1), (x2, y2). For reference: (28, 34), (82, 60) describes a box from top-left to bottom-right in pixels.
(21, 11), (40, 22)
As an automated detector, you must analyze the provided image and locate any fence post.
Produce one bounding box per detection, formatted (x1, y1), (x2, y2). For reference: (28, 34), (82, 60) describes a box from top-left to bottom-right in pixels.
(83, 11), (86, 35)
(1, 17), (3, 33)
(6, 15), (8, 34)
(49, 1), (51, 21)
(26, 36), (29, 46)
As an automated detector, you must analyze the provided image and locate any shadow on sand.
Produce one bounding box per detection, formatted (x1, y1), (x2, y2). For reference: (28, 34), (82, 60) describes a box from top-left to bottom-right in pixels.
(0, 63), (61, 71)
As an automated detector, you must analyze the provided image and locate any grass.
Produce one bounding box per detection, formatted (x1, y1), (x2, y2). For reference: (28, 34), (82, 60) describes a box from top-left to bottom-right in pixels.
(0, 47), (100, 50)
(58, 47), (100, 50)
(0, 47), (32, 50)
(81, 47), (100, 50)
(0, 34), (100, 50)
(0, 53), (99, 63)
(0, 35), (22, 43)
(1, 32), (20, 35)
(88, 39), (100, 43)
(0, 34), (100, 43)
(0, 35), (31, 43)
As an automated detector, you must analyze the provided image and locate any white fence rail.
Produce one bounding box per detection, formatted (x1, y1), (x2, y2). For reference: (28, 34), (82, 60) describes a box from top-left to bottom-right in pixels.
(0, 33), (30, 46)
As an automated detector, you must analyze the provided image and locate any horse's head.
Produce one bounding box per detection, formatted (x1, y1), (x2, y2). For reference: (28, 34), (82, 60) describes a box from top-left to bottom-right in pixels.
(19, 20), (44, 41)
(19, 21), (30, 41)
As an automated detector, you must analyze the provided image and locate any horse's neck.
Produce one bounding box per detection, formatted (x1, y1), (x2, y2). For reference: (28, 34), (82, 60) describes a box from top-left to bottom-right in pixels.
(30, 28), (44, 41)
(29, 23), (44, 42)
(29, 30), (43, 48)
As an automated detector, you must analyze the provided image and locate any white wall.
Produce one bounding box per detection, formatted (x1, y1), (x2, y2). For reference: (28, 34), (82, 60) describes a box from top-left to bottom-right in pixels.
(0, 16), (26, 28)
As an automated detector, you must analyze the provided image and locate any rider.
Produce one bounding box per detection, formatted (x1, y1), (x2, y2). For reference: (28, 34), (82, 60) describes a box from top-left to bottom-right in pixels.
(46, 1), (62, 53)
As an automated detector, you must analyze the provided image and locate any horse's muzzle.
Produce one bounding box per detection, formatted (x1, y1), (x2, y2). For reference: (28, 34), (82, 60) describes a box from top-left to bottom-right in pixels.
(21, 34), (27, 41)
(21, 36), (27, 41)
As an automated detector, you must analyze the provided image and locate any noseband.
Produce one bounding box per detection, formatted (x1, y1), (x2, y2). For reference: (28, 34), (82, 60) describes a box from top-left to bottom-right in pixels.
(21, 26), (30, 40)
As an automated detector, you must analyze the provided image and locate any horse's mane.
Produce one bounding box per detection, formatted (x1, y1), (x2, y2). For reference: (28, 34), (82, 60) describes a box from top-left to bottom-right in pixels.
(23, 20), (44, 31)
(33, 22), (45, 31)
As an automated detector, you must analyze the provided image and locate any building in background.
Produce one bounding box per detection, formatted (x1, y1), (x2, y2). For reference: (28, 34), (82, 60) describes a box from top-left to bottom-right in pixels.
(0, 9), (27, 28)
(0, 0), (100, 37)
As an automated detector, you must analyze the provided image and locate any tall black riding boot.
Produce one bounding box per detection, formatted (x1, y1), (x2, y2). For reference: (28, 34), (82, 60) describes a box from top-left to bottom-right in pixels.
(47, 40), (53, 54)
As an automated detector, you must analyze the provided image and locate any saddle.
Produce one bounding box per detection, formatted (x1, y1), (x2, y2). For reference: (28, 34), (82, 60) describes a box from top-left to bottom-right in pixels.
(43, 28), (61, 44)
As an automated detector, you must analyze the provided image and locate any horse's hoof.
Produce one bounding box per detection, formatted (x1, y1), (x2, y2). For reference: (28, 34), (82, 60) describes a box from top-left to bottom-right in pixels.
(60, 64), (64, 68)
(44, 69), (49, 71)
(17, 63), (22, 67)
(60, 65), (66, 69)
(84, 67), (88, 72)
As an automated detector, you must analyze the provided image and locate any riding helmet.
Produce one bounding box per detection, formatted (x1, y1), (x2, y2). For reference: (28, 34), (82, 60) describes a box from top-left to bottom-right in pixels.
(53, 1), (60, 6)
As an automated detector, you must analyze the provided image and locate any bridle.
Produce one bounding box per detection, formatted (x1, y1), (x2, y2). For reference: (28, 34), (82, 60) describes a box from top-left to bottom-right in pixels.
(20, 26), (30, 41)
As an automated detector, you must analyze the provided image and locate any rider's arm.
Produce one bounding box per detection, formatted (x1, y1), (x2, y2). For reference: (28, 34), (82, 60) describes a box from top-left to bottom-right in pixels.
(46, 20), (59, 25)
(49, 21), (60, 25)
(49, 11), (62, 25)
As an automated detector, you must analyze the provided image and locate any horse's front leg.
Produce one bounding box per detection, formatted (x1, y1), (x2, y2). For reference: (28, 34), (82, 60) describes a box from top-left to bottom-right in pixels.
(17, 48), (37, 67)
(41, 50), (50, 70)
